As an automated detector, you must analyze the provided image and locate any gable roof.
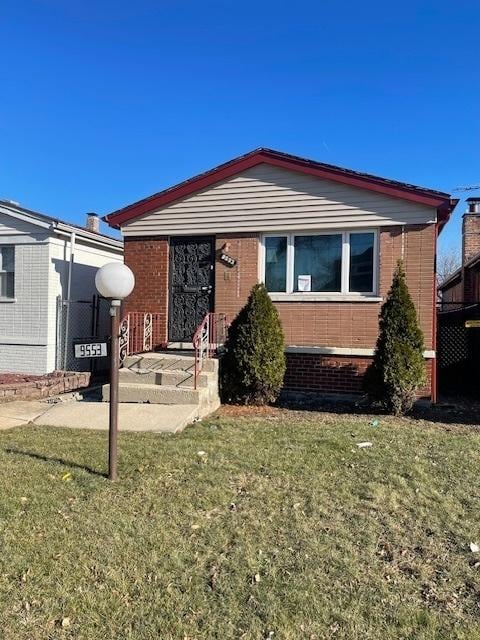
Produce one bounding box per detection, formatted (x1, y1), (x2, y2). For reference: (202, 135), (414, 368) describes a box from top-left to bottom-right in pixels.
(104, 147), (458, 231)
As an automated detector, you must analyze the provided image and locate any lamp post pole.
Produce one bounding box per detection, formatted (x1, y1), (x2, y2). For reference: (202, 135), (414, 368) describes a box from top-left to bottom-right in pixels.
(95, 261), (135, 482)
(108, 300), (121, 481)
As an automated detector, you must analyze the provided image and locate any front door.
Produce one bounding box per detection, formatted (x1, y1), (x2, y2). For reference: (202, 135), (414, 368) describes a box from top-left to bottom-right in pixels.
(169, 236), (215, 342)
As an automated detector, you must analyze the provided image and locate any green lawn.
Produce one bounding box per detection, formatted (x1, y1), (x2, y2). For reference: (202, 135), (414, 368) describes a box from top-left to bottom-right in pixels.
(1, 409), (480, 639)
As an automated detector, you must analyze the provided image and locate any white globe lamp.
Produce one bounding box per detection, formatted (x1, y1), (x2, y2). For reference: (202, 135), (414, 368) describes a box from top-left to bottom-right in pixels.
(95, 262), (135, 302)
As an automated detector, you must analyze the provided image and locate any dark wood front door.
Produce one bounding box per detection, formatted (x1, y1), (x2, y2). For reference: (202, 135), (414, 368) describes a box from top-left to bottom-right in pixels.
(168, 236), (215, 342)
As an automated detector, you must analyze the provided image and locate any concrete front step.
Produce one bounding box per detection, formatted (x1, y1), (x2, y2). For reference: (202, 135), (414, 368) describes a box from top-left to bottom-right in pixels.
(119, 368), (211, 388)
(102, 382), (201, 405)
(124, 352), (218, 374)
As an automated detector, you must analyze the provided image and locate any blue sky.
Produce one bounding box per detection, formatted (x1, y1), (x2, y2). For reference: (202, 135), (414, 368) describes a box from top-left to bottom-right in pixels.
(1, 1), (479, 253)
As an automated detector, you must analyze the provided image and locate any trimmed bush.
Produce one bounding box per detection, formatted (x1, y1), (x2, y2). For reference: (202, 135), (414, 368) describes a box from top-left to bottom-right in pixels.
(364, 259), (426, 415)
(220, 283), (286, 405)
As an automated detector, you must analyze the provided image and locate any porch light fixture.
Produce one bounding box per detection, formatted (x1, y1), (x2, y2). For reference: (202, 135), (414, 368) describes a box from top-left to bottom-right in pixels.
(95, 262), (135, 481)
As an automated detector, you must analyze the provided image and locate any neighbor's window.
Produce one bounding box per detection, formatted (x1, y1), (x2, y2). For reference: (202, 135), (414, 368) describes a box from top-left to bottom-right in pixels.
(262, 231), (376, 295)
(0, 246), (15, 299)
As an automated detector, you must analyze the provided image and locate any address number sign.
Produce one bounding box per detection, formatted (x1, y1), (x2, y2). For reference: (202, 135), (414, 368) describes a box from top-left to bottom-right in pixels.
(74, 342), (108, 358)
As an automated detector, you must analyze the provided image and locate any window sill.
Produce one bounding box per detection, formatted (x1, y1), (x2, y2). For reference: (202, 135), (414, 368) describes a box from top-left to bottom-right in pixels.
(268, 293), (383, 303)
(0, 297), (16, 303)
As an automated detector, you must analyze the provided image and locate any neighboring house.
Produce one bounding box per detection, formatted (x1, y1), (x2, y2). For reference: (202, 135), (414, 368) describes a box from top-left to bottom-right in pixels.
(104, 148), (457, 401)
(439, 197), (480, 306)
(0, 201), (123, 375)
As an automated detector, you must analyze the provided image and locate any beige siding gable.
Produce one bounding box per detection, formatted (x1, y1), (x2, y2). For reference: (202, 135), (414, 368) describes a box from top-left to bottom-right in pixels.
(121, 164), (437, 236)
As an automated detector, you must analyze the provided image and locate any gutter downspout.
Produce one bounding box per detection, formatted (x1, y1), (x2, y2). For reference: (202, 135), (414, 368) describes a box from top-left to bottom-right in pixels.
(63, 231), (76, 370)
(431, 221), (439, 404)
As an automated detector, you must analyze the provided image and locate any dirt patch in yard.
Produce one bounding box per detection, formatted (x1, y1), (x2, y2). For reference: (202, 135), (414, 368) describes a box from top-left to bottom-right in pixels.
(217, 395), (480, 430)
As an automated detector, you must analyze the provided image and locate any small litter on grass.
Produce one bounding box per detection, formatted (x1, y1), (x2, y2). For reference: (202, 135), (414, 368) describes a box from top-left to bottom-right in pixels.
(52, 617), (71, 628)
(356, 442), (373, 448)
(370, 419), (380, 427)
(197, 451), (207, 457)
(20, 496), (28, 503)
(62, 472), (72, 482)
(470, 542), (479, 553)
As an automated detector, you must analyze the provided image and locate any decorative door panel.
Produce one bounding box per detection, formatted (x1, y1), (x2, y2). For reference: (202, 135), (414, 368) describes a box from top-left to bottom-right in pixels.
(169, 236), (214, 342)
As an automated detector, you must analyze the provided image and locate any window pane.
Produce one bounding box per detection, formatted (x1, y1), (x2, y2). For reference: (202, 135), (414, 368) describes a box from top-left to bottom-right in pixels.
(0, 247), (14, 272)
(265, 237), (287, 292)
(0, 273), (14, 298)
(294, 235), (342, 292)
(349, 233), (374, 292)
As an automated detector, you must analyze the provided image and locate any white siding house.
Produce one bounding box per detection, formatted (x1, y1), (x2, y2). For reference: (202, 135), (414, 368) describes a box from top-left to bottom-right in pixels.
(0, 201), (123, 375)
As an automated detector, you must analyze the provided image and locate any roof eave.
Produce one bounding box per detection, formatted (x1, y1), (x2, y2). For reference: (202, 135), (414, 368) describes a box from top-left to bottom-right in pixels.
(54, 221), (123, 249)
(437, 198), (459, 235)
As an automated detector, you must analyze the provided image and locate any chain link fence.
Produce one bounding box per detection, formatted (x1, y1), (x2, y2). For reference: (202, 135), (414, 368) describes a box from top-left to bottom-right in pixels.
(56, 295), (111, 373)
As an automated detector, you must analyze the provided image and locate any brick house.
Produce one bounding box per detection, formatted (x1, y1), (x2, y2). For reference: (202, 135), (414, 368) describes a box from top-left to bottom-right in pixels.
(104, 148), (457, 401)
(439, 197), (480, 306)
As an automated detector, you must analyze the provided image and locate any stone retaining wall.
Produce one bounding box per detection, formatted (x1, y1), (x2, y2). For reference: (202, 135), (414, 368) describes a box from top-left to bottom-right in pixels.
(0, 371), (91, 402)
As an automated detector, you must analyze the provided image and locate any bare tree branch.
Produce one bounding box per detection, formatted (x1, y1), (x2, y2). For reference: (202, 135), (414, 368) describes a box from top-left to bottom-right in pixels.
(437, 247), (461, 284)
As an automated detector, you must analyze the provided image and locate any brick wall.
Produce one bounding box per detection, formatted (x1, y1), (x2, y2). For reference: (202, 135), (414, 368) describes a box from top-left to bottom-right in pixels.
(215, 234), (259, 318)
(123, 224), (436, 398)
(0, 371), (91, 402)
(463, 214), (480, 265)
(213, 224), (435, 399)
(213, 224), (435, 352)
(123, 236), (169, 346)
(284, 352), (433, 398)
(284, 353), (372, 394)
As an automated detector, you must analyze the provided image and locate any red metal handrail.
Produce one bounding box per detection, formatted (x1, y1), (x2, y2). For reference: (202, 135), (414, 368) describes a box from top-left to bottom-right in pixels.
(192, 312), (229, 389)
(119, 312), (164, 363)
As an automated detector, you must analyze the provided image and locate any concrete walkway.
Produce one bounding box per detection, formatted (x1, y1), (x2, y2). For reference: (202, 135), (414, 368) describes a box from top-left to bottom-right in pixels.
(0, 401), (51, 430)
(0, 399), (198, 433)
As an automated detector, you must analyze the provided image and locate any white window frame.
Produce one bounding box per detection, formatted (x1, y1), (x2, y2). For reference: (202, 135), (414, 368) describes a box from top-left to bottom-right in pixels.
(0, 245), (15, 302)
(260, 229), (379, 300)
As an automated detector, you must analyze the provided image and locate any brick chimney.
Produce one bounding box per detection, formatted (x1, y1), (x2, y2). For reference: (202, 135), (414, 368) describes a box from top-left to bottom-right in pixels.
(86, 212), (100, 233)
(462, 198), (480, 265)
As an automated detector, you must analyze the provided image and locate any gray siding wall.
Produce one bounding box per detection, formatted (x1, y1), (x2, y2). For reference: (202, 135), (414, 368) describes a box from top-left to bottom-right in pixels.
(121, 164), (436, 236)
(0, 241), (50, 374)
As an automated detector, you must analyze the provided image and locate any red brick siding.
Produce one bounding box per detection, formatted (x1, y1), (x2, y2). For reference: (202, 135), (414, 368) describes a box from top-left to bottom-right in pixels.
(463, 214), (480, 265)
(0, 372), (91, 402)
(284, 354), (371, 393)
(213, 224), (435, 352)
(123, 236), (169, 346)
(123, 224), (435, 398)
(215, 234), (259, 318)
(284, 353), (433, 398)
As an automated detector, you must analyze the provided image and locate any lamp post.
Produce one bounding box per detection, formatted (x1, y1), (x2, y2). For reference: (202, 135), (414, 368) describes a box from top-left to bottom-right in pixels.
(95, 262), (135, 481)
